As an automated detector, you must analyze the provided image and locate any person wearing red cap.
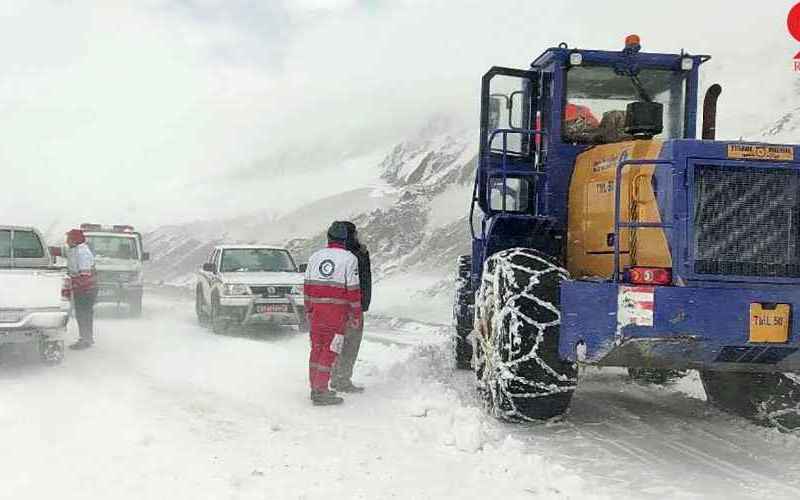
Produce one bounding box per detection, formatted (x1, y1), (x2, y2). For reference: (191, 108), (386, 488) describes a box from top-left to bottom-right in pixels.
(65, 229), (97, 349)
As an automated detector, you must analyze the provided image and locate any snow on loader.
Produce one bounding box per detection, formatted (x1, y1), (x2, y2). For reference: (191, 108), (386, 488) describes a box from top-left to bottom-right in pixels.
(453, 35), (800, 430)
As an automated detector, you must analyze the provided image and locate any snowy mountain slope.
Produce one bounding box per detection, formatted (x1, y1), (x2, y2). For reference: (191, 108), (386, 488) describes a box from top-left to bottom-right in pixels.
(144, 121), (478, 319)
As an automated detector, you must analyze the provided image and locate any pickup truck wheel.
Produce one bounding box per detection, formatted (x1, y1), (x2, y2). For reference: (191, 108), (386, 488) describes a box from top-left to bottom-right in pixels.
(39, 340), (64, 366)
(453, 255), (474, 370)
(128, 294), (143, 317)
(474, 248), (577, 422)
(196, 289), (210, 327)
(211, 298), (227, 335)
(700, 370), (800, 431)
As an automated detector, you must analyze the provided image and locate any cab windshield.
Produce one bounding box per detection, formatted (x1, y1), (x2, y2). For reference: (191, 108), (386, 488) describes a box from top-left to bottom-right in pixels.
(563, 65), (686, 145)
(221, 248), (296, 273)
(87, 235), (140, 260)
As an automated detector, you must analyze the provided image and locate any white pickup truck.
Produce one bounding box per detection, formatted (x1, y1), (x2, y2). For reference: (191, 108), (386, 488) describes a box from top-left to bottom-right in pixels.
(0, 226), (71, 364)
(80, 223), (149, 317)
(195, 245), (307, 334)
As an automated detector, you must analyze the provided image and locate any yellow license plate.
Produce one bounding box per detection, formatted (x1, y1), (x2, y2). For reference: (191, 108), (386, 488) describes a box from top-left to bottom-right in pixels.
(749, 303), (790, 343)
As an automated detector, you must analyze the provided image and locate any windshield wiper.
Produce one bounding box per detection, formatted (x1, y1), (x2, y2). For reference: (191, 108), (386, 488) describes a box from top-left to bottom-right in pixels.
(629, 72), (652, 103)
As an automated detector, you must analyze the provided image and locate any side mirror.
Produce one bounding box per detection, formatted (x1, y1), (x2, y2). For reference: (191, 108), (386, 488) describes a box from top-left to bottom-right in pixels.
(142, 252), (150, 262)
(202, 262), (216, 273)
(48, 246), (62, 257)
(624, 101), (663, 138)
(298, 263), (308, 273)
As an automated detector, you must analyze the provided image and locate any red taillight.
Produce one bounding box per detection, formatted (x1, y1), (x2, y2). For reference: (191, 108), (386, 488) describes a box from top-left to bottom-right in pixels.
(61, 277), (72, 300)
(627, 267), (672, 285)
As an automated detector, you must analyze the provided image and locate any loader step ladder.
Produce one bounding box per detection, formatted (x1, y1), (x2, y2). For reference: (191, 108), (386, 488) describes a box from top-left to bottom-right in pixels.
(612, 158), (676, 282)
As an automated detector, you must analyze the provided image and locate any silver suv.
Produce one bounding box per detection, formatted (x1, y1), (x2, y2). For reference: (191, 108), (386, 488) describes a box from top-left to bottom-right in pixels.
(195, 245), (306, 334)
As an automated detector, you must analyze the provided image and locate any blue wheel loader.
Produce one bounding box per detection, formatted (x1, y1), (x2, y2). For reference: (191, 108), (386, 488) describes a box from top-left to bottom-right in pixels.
(453, 35), (800, 429)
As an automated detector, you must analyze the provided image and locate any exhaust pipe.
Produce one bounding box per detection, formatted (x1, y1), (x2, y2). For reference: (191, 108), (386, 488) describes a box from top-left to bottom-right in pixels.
(701, 84), (722, 140)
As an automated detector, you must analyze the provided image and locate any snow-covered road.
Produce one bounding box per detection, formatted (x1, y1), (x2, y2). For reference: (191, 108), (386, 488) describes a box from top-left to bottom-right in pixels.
(1, 294), (799, 499)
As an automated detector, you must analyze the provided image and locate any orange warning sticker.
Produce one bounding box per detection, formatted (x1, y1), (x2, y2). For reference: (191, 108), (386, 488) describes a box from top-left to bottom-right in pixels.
(727, 144), (794, 161)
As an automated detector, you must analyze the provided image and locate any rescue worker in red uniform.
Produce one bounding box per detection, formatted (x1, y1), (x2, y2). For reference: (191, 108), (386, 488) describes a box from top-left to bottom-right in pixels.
(304, 221), (362, 406)
(65, 229), (97, 350)
(563, 102), (600, 143)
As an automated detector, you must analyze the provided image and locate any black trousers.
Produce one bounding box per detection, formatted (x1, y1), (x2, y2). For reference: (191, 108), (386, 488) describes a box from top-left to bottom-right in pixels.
(332, 322), (364, 385)
(74, 290), (97, 342)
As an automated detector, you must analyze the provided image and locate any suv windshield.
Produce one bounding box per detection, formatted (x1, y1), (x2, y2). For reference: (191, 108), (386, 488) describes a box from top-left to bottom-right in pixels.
(221, 248), (296, 273)
(87, 235), (140, 260)
(564, 66), (686, 144)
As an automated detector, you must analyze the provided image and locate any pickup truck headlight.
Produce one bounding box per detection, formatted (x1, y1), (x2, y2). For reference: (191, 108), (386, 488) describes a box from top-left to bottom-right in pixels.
(290, 285), (304, 296)
(223, 284), (251, 296)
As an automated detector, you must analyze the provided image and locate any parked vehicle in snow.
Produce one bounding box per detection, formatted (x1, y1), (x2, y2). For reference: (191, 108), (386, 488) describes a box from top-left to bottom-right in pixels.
(81, 224), (149, 317)
(455, 35), (800, 430)
(195, 245), (307, 334)
(0, 226), (71, 364)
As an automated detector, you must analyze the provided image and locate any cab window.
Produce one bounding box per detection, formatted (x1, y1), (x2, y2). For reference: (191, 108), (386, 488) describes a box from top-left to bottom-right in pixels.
(12, 230), (44, 258)
(563, 66), (686, 144)
(489, 177), (531, 212)
(0, 230), (10, 258)
(86, 235), (139, 260)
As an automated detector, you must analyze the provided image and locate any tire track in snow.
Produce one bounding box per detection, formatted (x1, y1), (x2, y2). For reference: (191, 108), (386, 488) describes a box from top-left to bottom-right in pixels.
(564, 377), (800, 499)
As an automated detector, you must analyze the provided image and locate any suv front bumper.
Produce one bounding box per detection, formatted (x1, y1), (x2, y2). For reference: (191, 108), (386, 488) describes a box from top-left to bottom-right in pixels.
(218, 295), (304, 326)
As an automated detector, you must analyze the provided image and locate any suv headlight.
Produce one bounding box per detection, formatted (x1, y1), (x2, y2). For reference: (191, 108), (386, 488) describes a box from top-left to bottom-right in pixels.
(223, 284), (251, 296)
(290, 285), (304, 296)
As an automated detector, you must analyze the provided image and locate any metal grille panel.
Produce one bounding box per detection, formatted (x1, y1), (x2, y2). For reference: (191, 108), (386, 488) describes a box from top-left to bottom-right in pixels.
(693, 164), (800, 278)
(250, 286), (292, 297)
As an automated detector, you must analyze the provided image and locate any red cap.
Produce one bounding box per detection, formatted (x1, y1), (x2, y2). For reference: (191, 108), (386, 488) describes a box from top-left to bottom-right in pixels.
(66, 229), (86, 246)
(625, 34), (641, 47)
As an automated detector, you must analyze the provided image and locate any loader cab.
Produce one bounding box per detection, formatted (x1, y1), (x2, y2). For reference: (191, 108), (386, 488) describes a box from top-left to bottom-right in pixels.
(473, 36), (709, 280)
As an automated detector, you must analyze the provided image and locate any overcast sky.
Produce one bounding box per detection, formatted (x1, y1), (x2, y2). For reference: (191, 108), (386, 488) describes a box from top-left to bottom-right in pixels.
(2, 0), (798, 232)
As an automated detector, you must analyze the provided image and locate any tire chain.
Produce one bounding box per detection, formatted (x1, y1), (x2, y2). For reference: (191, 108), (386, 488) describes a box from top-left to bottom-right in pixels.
(474, 248), (577, 422)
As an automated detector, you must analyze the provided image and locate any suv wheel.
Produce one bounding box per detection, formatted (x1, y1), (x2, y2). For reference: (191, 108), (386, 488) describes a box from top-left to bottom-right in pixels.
(196, 288), (209, 327)
(211, 297), (227, 335)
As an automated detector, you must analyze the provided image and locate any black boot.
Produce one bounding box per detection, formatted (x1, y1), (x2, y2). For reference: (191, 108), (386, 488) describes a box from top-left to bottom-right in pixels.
(310, 390), (344, 406)
(69, 339), (93, 350)
(331, 381), (364, 393)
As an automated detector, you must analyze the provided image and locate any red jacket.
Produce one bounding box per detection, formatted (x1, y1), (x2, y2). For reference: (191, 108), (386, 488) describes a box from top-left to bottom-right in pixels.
(304, 242), (362, 335)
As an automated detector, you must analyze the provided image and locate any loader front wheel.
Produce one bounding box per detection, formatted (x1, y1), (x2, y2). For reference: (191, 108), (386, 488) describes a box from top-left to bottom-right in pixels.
(700, 370), (800, 431)
(473, 248), (577, 422)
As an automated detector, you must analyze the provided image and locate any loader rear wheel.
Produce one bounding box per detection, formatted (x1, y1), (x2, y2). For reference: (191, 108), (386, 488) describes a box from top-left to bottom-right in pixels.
(473, 248), (577, 422)
(700, 371), (800, 431)
(453, 255), (474, 370)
